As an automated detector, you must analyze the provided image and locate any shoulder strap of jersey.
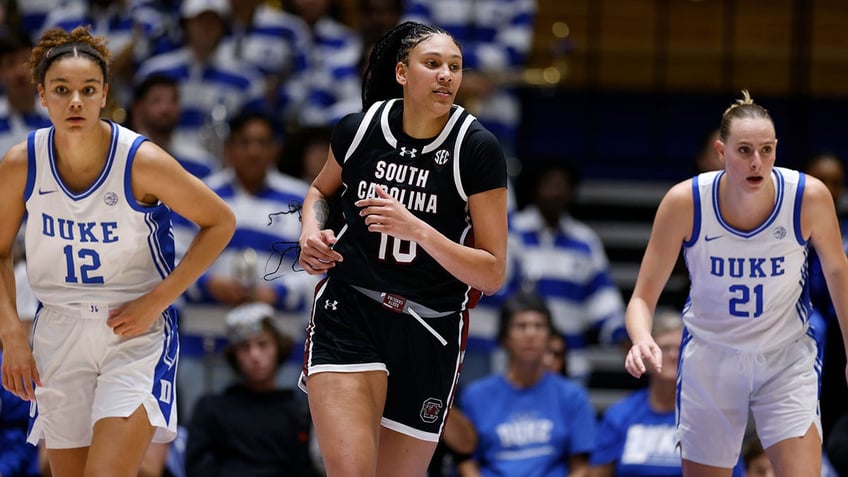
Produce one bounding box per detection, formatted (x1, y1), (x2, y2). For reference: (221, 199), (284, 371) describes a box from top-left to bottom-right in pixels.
(452, 113), (479, 202)
(23, 129), (42, 201)
(343, 100), (387, 164)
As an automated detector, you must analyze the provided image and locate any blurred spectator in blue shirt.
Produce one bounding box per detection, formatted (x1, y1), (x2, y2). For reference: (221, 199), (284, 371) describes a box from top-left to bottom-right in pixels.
(458, 291), (595, 476)
(172, 109), (314, 430)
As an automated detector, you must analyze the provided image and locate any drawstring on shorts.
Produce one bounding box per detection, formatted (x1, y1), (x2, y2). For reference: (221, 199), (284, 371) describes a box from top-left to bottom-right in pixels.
(351, 285), (451, 346)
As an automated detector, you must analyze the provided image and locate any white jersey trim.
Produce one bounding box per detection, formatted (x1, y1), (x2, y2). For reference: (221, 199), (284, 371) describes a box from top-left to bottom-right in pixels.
(712, 168), (785, 238)
(48, 124), (119, 200)
(381, 417), (440, 442)
(343, 100), (385, 163)
(452, 115), (476, 202)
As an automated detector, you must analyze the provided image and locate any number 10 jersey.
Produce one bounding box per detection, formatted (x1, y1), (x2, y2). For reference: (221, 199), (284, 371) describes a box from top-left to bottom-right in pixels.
(327, 99), (507, 313)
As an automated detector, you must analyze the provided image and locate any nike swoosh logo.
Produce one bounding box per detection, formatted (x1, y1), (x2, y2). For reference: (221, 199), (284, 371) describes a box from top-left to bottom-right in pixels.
(704, 235), (723, 242)
(38, 188), (56, 195)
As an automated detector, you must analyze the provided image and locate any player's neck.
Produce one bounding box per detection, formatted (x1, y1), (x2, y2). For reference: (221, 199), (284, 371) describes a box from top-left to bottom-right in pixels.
(401, 106), (448, 139)
(52, 120), (110, 169)
(719, 179), (776, 231)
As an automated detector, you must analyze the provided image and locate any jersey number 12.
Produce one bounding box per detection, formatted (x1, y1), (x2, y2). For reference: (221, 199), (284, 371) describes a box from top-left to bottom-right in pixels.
(63, 245), (104, 284)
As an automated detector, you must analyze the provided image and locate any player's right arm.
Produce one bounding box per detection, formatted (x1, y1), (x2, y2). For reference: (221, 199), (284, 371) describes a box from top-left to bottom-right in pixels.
(299, 149), (344, 275)
(625, 179), (693, 378)
(0, 142), (41, 401)
(804, 175), (848, 385)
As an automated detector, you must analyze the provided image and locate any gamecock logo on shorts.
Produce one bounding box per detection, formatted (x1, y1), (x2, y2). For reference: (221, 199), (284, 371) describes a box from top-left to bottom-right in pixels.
(420, 397), (443, 423)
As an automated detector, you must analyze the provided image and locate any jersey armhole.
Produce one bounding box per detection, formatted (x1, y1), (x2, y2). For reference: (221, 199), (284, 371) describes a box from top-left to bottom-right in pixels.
(683, 176), (701, 248)
(793, 172), (807, 245)
(23, 130), (38, 201)
(342, 100), (386, 164)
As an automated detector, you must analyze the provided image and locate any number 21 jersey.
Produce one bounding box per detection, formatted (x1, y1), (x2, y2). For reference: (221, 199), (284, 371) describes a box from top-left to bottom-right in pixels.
(682, 167), (812, 351)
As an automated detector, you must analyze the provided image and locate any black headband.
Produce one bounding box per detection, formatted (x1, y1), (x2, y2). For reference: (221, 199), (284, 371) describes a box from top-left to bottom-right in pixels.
(37, 42), (108, 84)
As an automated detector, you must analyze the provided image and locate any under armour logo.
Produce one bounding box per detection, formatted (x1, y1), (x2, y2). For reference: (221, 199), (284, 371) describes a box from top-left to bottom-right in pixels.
(399, 147), (417, 158)
(324, 299), (338, 310)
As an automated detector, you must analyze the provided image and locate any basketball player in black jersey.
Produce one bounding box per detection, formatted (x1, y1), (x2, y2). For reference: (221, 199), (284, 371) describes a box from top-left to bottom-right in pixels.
(297, 21), (508, 477)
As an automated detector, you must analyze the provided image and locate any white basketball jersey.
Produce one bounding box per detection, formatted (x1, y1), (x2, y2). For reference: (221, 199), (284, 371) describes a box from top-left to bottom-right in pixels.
(682, 167), (812, 351)
(24, 122), (175, 314)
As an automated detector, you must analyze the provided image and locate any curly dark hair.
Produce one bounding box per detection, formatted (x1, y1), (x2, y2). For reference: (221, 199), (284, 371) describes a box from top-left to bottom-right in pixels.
(28, 25), (110, 85)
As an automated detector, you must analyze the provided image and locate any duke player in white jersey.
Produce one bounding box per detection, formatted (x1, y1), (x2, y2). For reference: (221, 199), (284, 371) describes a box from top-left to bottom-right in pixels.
(0, 26), (234, 477)
(624, 90), (848, 476)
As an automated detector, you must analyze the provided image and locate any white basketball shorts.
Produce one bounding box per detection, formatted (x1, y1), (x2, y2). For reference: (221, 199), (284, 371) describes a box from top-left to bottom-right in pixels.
(27, 303), (179, 448)
(676, 330), (820, 467)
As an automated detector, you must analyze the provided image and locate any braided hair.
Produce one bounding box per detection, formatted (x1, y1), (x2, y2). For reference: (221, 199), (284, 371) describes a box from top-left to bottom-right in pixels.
(361, 21), (459, 110)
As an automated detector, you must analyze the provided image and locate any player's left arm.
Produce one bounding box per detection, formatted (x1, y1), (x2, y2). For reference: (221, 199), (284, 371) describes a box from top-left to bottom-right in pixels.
(804, 176), (848, 372)
(358, 185), (507, 294)
(356, 126), (508, 294)
(108, 141), (235, 337)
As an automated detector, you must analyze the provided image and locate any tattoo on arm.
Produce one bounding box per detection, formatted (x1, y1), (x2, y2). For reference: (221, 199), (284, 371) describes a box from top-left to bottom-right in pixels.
(314, 197), (329, 229)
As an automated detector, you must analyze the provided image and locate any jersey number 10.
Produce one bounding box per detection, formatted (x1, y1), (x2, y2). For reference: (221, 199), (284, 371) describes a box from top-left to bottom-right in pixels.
(378, 233), (417, 263)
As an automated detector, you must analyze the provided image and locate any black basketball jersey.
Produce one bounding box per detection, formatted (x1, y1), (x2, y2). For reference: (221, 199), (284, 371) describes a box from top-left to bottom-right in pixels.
(327, 99), (507, 312)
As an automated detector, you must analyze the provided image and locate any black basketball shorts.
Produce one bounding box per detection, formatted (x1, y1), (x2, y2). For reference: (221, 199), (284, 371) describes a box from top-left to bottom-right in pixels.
(300, 277), (469, 441)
